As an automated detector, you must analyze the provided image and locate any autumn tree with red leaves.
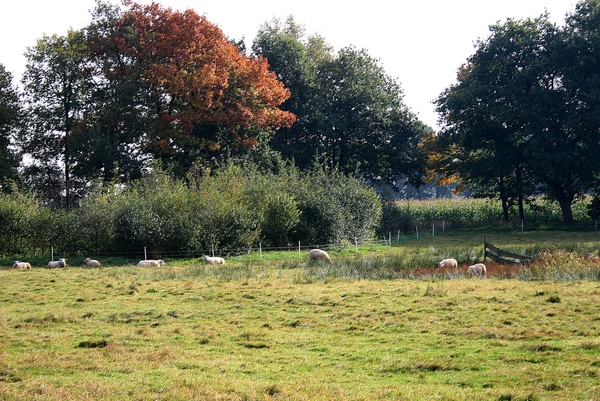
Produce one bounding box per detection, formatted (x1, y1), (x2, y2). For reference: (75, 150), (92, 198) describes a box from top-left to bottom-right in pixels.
(123, 2), (294, 131)
(85, 0), (295, 177)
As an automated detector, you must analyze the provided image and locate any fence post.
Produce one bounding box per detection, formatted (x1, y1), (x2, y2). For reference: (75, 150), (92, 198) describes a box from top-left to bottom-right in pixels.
(355, 237), (358, 253)
(51, 247), (54, 261)
(432, 224), (435, 237)
(443, 220), (445, 231)
(397, 230), (400, 243)
(298, 241), (301, 258)
(389, 232), (391, 248)
(144, 247), (147, 260)
(483, 237), (487, 260)
(416, 226), (419, 239)
(212, 244), (215, 257)
(259, 242), (262, 259)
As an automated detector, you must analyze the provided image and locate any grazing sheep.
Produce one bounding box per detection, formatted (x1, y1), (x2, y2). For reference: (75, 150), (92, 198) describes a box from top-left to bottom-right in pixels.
(203, 255), (225, 265)
(467, 263), (487, 277)
(83, 258), (101, 267)
(13, 261), (31, 269)
(137, 259), (165, 267)
(47, 258), (67, 269)
(307, 249), (331, 262)
(438, 258), (458, 268)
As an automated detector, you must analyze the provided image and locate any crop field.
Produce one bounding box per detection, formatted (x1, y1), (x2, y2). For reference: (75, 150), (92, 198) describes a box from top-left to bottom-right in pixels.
(2, 228), (600, 400)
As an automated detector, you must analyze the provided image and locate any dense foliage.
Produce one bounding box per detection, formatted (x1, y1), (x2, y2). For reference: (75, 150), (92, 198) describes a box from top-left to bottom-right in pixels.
(0, 65), (20, 191)
(0, 163), (381, 257)
(252, 18), (428, 188)
(432, 0), (600, 224)
(17, 1), (295, 206)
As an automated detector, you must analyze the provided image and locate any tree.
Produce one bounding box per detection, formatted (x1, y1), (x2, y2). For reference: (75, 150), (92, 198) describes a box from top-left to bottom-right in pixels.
(67, 0), (149, 185)
(89, 1), (295, 176)
(434, 17), (548, 221)
(20, 29), (91, 207)
(252, 17), (321, 168)
(253, 19), (426, 187)
(434, 9), (600, 224)
(0, 64), (20, 191)
(315, 46), (426, 186)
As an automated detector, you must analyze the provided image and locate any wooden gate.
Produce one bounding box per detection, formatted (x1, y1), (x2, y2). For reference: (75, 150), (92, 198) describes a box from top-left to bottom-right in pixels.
(484, 238), (532, 264)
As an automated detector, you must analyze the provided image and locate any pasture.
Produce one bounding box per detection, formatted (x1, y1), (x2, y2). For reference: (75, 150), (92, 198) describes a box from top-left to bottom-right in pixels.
(2, 228), (600, 400)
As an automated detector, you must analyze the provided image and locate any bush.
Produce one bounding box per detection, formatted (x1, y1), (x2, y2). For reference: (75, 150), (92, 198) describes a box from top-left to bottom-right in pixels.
(112, 170), (196, 256)
(0, 163), (382, 256)
(292, 166), (381, 245)
(0, 192), (39, 256)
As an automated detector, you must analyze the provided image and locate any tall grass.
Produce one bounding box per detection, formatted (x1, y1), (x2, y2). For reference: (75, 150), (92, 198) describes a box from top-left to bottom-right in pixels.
(516, 250), (600, 281)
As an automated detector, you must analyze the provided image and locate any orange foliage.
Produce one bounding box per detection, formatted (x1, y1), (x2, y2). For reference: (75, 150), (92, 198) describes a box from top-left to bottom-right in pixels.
(116, 1), (295, 137)
(420, 130), (461, 188)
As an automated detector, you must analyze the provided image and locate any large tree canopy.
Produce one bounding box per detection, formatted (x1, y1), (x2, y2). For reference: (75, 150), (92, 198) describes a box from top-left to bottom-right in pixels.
(253, 18), (427, 188)
(19, 0), (296, 203)
(434, 0), (600, 224)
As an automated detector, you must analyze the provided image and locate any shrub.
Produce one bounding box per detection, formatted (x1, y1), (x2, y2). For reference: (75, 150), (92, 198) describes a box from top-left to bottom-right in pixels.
(292, 166), (381, 245)
(112, 171), (196, 255)
(0, 192), (39, 256)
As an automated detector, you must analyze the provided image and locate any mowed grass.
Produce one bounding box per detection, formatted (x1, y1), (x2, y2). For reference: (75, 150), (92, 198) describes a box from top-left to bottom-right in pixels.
(2, 228), (600, 400)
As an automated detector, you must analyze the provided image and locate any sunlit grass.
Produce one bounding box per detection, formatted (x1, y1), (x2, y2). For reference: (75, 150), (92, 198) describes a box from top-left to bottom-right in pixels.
(3, 228), (600, 399)
(2, 264), (600, 400)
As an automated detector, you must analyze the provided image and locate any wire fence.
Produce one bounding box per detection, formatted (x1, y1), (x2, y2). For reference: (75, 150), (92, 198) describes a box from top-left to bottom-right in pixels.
(41, 222), (453, 262)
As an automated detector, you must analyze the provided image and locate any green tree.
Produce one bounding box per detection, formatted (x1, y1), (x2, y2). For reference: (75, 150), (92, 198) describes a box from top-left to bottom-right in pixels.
(0, 65), (20, 192)
(20, 29), (91, 207)
(252, 17), (322, 169)
(434, 17), (548, 221)
(435, 8), (600, 224)
(316, 46), (425, 186)
(253, 21), (426, 187)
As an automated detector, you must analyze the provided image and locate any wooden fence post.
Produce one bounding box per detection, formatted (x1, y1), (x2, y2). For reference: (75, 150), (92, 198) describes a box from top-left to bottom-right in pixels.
(483, 237), (487, 261)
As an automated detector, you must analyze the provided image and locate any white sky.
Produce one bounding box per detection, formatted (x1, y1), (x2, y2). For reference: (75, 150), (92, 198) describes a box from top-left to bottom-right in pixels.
(1, 0), (578, 130)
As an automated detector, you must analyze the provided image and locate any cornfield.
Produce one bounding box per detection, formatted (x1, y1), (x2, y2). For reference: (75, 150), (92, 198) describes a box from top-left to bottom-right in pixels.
(385, 197), (592, 232)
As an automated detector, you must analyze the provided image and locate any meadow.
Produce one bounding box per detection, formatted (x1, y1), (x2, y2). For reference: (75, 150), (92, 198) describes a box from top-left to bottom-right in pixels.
(2, 227), (600, 400)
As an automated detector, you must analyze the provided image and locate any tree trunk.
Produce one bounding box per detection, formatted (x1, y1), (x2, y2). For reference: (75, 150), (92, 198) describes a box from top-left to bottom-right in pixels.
(555, 191), (575, 224)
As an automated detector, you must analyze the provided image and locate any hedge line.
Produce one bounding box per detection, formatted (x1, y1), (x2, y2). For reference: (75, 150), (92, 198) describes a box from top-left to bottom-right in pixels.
(0, 164), (382, 258)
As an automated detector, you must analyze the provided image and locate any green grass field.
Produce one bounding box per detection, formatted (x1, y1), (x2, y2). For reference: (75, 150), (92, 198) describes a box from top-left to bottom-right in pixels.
(2, 227), (600, 400)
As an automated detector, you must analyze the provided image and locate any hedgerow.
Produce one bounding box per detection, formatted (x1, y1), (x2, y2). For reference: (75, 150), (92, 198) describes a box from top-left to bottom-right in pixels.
(0, 162), (381, 257)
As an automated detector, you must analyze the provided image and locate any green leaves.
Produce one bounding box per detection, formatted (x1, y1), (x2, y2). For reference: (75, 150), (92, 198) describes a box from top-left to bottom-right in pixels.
(435, 3), (600, 224)
(253, 22), (426, 187)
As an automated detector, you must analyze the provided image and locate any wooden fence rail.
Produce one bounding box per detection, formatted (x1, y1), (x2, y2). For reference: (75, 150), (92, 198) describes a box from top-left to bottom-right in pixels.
(484, 237), (532, 264)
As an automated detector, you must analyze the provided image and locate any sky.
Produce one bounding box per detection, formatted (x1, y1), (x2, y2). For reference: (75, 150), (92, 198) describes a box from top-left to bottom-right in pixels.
(1, 0), (579, 130)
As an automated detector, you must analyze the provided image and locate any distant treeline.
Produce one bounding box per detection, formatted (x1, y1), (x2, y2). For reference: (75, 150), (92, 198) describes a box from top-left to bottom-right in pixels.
(2, 159), (597, 259)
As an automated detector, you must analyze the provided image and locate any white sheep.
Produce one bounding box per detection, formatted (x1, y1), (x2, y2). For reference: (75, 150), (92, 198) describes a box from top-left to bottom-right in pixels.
(83, 258), (101, 267)
(47, 258), (67, 269)
(137, 259), (165, 267)
(438, 258), (458, 268)
(467, 263), (487, 277)
(307, 249), (331, 262)
(203, 255), (225, 265)
(13, 261), (31, 269)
